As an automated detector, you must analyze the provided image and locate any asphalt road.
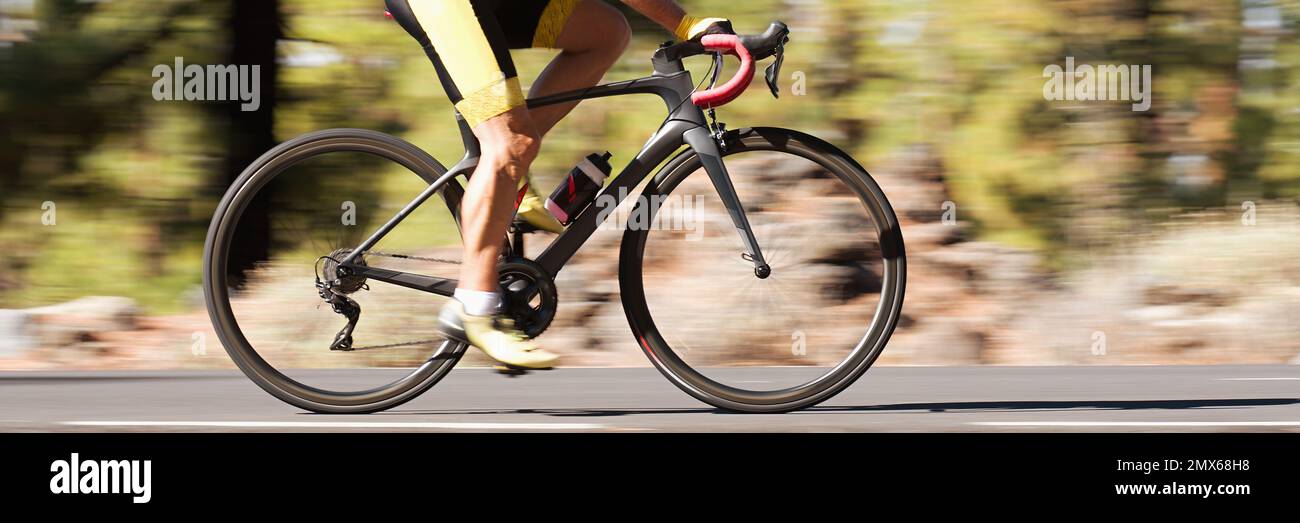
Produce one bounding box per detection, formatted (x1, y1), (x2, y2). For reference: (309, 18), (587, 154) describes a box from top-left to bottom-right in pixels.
(1, 365), (1298, 432)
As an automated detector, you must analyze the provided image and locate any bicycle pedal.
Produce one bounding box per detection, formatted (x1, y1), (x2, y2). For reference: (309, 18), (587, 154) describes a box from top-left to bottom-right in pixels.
(493, 364), (531, 377)
(507, 219), (531, 232)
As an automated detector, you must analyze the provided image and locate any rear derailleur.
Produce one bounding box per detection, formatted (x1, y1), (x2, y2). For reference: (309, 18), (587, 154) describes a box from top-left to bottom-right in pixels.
(320, 288), (360, 351)
(316, 249), (367, 351)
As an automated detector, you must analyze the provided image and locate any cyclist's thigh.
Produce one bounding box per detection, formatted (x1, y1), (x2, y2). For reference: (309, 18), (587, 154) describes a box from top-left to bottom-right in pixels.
(385, 0), (537, 127)
(548, 0), (630, 51)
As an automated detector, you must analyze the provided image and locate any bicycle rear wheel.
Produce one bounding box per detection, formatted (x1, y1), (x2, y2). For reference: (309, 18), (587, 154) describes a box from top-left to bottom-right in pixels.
(203, 129), (468, 414)
(619, 127), (906, 413)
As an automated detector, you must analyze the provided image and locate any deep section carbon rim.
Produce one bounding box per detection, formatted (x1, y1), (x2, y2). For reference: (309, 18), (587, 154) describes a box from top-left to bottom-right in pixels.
(202, 129), (467, 413)
(619, 127), (906, 413)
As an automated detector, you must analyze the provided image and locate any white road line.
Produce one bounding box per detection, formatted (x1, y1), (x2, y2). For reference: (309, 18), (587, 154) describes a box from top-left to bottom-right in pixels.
(1217, 377), (1300, 381)
(63, 421), (606, 431)
(971, 421), (1300, 427)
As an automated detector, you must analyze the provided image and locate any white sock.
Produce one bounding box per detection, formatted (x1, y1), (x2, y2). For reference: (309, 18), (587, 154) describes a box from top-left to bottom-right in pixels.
(454, 288), (502, 317)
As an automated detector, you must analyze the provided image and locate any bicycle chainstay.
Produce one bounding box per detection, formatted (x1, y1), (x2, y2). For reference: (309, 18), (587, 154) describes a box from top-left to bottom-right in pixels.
(318, 250), (461, 352)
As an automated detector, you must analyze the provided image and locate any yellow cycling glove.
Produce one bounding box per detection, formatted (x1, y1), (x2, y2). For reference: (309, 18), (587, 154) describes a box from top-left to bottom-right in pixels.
(675, 15), (732, 41)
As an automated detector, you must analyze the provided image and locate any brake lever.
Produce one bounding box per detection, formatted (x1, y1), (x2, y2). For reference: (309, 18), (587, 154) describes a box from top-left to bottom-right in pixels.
(764, 41), (786, 98)
(710, 52), (725, 91)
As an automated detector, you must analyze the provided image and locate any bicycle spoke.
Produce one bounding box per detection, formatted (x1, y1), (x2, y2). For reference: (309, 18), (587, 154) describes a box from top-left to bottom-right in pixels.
(211, 139), (463, 408)
(629, 137), (902, 405)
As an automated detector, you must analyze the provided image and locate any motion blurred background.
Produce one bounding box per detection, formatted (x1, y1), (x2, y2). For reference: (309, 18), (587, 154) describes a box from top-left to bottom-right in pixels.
(1, 0), (1298, 369)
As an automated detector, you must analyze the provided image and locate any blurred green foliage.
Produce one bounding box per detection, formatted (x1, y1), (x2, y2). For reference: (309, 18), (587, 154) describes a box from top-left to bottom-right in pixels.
(1, 0), (1298, 311)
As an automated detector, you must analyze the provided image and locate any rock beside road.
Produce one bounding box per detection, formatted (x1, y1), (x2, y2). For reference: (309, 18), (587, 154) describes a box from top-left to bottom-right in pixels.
(0, 296), (140, 358)
(0, 309), (35, 357)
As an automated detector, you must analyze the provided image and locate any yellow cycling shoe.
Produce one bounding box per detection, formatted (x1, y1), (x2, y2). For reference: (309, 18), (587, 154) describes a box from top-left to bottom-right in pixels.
(516, 185), (565, 234)
(438, 301), (559, 369)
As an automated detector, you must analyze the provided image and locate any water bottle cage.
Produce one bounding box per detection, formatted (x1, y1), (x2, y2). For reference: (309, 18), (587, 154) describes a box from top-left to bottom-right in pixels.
(545, 153), (614, 225)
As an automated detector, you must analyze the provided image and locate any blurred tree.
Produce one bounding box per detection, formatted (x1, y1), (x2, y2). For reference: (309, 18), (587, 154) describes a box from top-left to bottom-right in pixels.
(0, 0), (197, 213)
(213, 0), (281, 283)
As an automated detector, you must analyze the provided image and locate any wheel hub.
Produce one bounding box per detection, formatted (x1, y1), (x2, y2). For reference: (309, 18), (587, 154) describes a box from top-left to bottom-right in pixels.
(322, 248), (368, 294)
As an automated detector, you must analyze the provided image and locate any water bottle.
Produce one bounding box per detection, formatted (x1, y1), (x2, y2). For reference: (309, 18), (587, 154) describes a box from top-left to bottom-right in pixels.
(545, 152), (613, 225)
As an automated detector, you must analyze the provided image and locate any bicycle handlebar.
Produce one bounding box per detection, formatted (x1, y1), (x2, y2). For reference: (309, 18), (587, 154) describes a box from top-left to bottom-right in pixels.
(690, 35), (755, 107)
(688, 22), (789, 108)
(740, 22), (790, 61)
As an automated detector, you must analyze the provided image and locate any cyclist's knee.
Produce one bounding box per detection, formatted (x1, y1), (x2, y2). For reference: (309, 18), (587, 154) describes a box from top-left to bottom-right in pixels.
(508, 132), (541, 168)
(480, 128), (539, 182)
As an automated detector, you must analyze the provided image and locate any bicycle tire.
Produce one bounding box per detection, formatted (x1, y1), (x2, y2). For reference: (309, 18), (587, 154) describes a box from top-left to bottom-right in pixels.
(202, 128), (467, 414)
(618, 127), (906, 413)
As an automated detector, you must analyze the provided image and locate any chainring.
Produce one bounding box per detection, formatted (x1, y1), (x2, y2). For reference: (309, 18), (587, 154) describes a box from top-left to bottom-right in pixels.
(497, 257), (558, 340)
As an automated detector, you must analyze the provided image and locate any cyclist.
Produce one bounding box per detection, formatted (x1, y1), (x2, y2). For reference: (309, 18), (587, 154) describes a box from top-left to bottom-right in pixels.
(384, 0), (733, 369)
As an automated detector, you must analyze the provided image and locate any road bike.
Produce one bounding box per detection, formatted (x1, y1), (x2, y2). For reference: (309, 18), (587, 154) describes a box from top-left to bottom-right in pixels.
(202, 22), (906, 414)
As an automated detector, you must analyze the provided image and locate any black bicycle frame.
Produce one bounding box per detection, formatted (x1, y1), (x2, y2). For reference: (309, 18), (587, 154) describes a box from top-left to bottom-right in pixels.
(338, 46), (769, 296)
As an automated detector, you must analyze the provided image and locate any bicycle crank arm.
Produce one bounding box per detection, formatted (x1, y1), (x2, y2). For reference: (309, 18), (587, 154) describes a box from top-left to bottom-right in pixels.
(682, 127), (771, 279)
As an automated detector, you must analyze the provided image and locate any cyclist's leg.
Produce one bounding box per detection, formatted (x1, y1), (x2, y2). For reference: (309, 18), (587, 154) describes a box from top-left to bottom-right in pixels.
(387, 0), (558, 368)
(385, 0), (537, 292)
(452, 108), (560, 371)
(525, 0), (632, 135)
(477, 0), (631, 238)
(459, 107), (539, 293)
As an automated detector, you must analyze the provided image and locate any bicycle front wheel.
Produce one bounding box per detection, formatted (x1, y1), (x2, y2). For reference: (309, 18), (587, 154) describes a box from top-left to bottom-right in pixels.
(619, 127), (906, 413)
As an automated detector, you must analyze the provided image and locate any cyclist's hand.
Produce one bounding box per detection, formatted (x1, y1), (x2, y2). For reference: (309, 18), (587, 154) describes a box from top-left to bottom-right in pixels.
(676, 16), (735, 41)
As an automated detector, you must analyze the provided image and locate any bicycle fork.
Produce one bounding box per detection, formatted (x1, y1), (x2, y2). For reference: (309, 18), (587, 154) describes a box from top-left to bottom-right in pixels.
(682, 126), (771, 279)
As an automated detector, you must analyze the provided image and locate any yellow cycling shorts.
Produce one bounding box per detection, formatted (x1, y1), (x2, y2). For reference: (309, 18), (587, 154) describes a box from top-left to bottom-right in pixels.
(386, 0), (578, 126)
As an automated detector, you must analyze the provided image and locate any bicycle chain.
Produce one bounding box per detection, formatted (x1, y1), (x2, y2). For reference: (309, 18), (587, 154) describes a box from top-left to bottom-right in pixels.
(365, 251), (461, 265)
(345, 338), (450, 351)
